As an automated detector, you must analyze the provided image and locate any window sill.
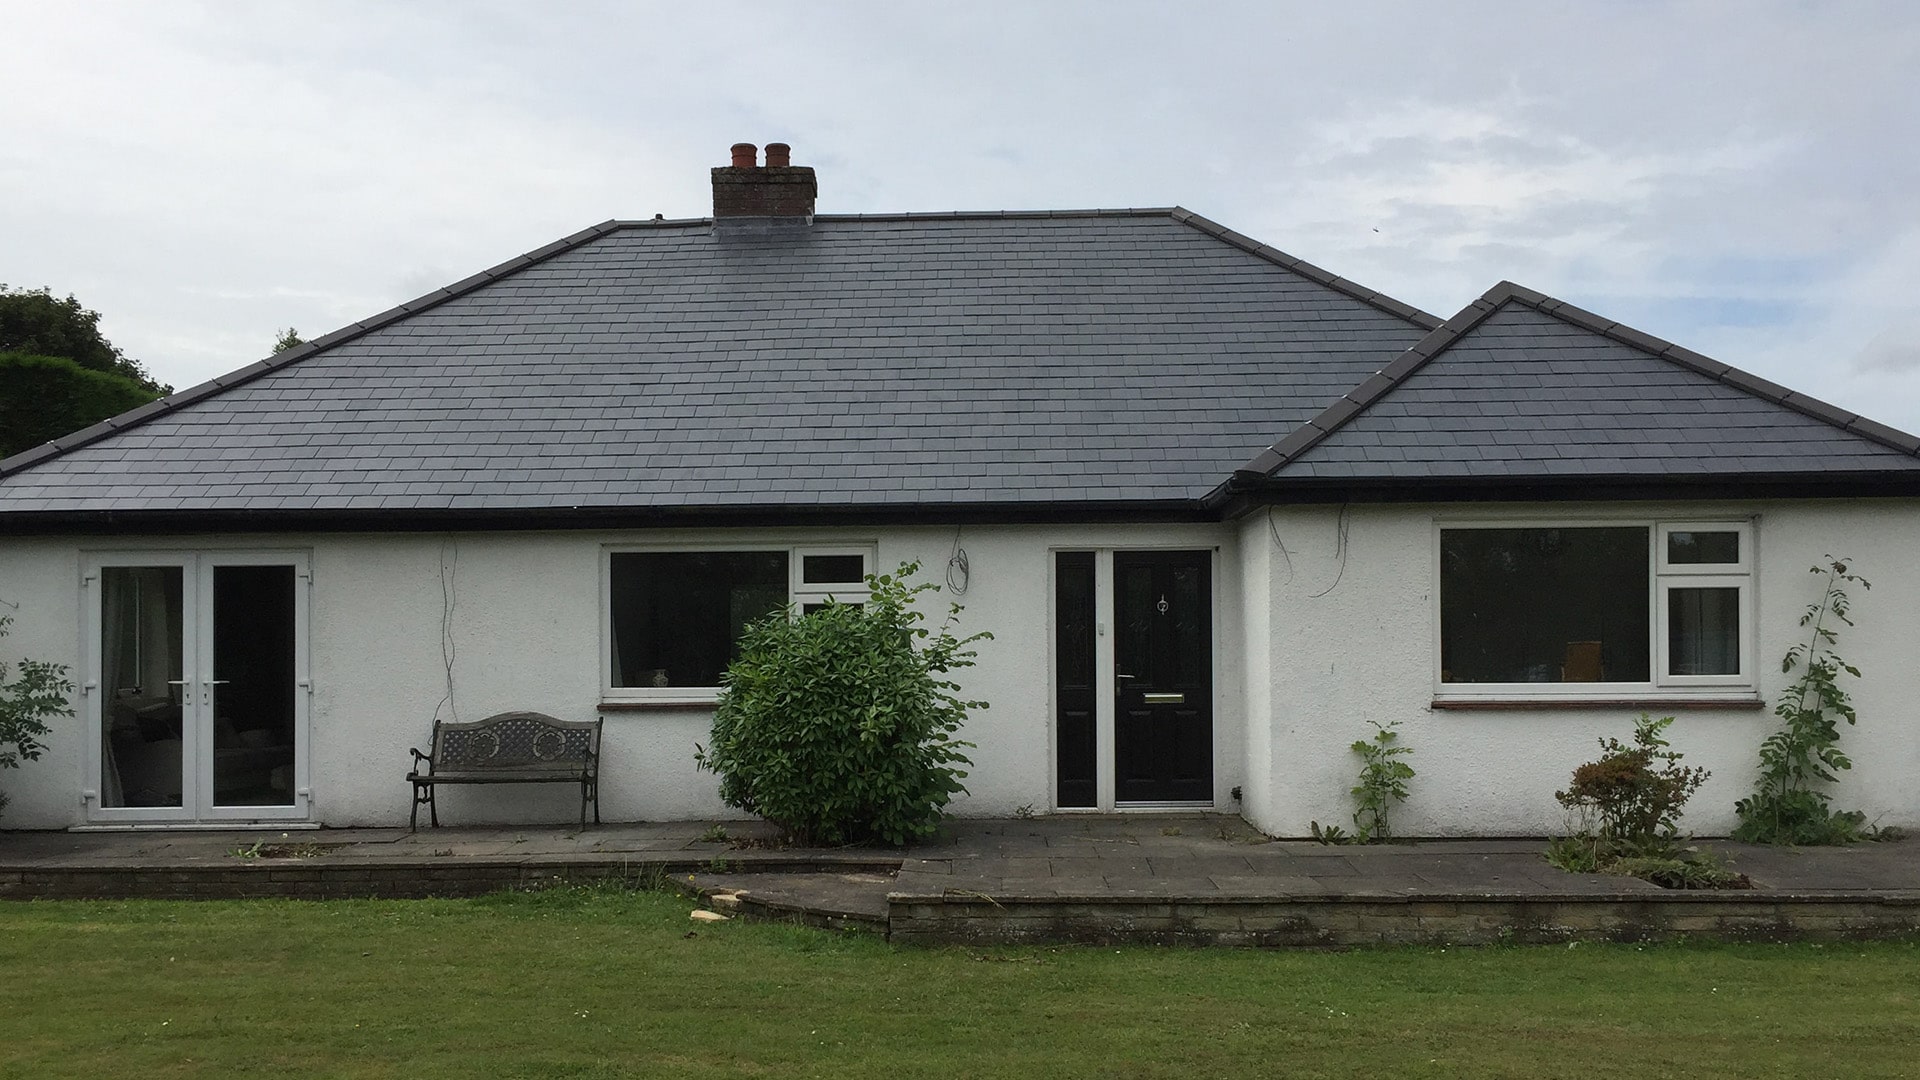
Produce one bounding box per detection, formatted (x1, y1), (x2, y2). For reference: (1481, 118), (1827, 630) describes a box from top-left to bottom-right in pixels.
(1430, 697), (1765, 712)
(597, 700), (719, 712)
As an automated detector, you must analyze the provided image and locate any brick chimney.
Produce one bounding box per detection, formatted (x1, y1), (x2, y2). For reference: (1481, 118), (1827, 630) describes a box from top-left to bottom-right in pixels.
(711, 141), (816, 221)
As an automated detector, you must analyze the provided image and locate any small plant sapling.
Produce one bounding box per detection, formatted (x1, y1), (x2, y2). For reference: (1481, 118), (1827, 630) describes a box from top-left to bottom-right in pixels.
(0, 612), (73, 819)
(1733, 557), (1870, 845)
(1349, 720), (1415, 843)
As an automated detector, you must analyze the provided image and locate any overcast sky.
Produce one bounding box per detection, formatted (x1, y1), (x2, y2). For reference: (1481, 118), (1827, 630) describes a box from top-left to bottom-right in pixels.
(4, 1), (1918, 434)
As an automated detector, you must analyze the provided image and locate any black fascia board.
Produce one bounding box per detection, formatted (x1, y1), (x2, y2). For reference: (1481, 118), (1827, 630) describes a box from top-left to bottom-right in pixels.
(0, 499), (1223, 537)
(1214, 470), (1920, 515)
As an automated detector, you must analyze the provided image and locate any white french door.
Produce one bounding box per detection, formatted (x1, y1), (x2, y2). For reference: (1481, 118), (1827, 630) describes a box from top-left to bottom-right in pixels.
(82, 551), (311, 824)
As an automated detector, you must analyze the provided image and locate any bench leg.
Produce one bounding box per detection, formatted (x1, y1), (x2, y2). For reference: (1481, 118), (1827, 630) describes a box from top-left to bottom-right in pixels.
(410, 781), (437, 831)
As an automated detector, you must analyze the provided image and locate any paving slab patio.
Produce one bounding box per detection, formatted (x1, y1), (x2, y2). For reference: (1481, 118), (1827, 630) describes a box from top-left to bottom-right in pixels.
(6, 814), (1919, 944)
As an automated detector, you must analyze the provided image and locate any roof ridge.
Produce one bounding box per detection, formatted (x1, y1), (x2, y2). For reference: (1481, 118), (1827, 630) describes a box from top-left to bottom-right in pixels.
(1168, 208), (1442, 331)
(0, 220), (628, 478)
(808, 207), (1180, 222)
(1236, 281), (1920, 478)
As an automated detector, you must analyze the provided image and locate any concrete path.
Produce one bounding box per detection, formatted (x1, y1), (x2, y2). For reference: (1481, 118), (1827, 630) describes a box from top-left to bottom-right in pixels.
(6, 815), (1918, 941)
(681, 815), (1920, 919)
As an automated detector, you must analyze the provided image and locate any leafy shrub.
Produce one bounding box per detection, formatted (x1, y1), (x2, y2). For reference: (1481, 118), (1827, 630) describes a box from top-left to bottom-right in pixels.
(695, 562), (988, 846)
(1308, 721), (1417, 845)
(1349, 720), (1415, 843)
(1733, 558), (1869, 845)
(1555, 714), (1708, 847)
(1545, 715), (1738, 889)
(0, 613), (74, 819)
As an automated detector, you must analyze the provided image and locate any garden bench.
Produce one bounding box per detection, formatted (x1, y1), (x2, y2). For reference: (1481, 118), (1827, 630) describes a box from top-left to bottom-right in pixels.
(407, 711), (601, 830)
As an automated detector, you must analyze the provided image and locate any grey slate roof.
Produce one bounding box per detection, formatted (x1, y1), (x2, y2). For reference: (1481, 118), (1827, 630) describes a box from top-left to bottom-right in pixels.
(0, 211), (1435, 517)
(1243, 282), (1920, 485)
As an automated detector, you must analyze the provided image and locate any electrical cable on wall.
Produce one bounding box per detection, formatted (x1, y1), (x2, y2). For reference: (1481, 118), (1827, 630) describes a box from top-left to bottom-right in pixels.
(1265, 506), (1296, 584)
(1307, 503), (1351, 599)
(430, 535), (460, 726)
(946, 525), (970, 595)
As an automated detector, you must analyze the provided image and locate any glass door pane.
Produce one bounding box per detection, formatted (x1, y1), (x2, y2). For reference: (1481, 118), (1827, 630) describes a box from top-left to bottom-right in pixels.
(98, 567), (186, 809)
(209, 564), (300, 808)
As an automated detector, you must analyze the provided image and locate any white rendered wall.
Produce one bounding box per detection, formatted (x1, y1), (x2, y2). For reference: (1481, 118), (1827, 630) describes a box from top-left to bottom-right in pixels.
(0, 522), (1242, 828)
(1239, 499), (1920, 838)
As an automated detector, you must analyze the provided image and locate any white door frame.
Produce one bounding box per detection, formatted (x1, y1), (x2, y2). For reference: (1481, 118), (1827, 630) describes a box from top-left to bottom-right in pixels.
(1053, 545), (1221, 813)
(81, 550), (312, 825)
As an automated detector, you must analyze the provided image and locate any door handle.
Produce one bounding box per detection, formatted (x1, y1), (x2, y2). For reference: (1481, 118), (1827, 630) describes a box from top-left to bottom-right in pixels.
(204, 680), (232, 686)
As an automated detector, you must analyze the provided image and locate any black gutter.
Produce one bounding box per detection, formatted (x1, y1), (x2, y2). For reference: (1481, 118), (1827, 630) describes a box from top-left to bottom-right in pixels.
(1211, 470), (1920, 517)
(0, 499), (1223, 537)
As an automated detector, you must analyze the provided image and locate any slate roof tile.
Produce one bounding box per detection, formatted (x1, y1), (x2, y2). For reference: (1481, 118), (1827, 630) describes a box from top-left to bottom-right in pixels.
(6, 213), (1916, 519)
(1254, 294), (1920, 484)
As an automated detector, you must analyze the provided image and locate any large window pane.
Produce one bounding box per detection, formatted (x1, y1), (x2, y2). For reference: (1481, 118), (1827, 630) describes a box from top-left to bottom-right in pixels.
(211, 565), (298, 807)
(609, 551), (789, 688)
(100, 567), (185, 808)
(1440, 527), (1650, 684)
(1669, 586), (1740, 675)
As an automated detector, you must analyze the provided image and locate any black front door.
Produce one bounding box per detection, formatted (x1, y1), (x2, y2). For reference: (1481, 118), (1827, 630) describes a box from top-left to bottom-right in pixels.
(1113, 550), (1212, 803)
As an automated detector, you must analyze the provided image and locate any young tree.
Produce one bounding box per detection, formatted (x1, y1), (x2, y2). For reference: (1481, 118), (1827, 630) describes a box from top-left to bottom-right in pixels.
(0, 613), (73, 819)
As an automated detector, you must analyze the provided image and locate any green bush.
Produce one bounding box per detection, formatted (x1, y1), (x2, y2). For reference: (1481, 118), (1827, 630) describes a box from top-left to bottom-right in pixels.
(1555, 714), (1708, 847)
(0, 351), (159, 457)
(0, 613), (73, 819)
(1545, 715), (1739, 889)
(695, 562), (988, 846)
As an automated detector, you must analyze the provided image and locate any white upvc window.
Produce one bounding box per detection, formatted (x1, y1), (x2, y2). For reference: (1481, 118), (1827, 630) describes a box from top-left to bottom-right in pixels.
(603, 544), (874, 703)
(1655, 523), (1753, 688)
(1435, 520), (1754, 700)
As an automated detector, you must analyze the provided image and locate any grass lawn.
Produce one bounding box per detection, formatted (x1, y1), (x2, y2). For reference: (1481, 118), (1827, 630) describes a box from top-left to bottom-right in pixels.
(0, 886), (1915, 1079)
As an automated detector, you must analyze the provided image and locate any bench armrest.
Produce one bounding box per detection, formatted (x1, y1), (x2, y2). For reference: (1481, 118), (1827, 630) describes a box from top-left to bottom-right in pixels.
(409, 747), (432, 771)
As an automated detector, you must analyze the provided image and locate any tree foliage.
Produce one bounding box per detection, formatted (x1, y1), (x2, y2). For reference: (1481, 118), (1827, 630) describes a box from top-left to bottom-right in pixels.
(0, 285), (168, 459)
(0, 613), (74, 820)
(273, 328), (306, 353)
(0, 284), (166, 393)
(695, 562), (988, 846)
(0, 352), (160, 458)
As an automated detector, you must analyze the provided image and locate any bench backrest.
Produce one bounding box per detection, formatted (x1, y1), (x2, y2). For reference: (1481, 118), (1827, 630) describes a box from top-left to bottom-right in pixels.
(430, 712), (601, 771)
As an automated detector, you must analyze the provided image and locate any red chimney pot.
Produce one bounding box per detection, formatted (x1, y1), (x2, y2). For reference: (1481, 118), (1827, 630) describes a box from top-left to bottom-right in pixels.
(764, 142), (791, 168)
(729, 142), (758, 169)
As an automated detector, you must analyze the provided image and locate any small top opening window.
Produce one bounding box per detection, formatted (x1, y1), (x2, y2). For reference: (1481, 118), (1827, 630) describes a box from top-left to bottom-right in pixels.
(1665, 529), (1740, 567)
(801, 554), (867, 585)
